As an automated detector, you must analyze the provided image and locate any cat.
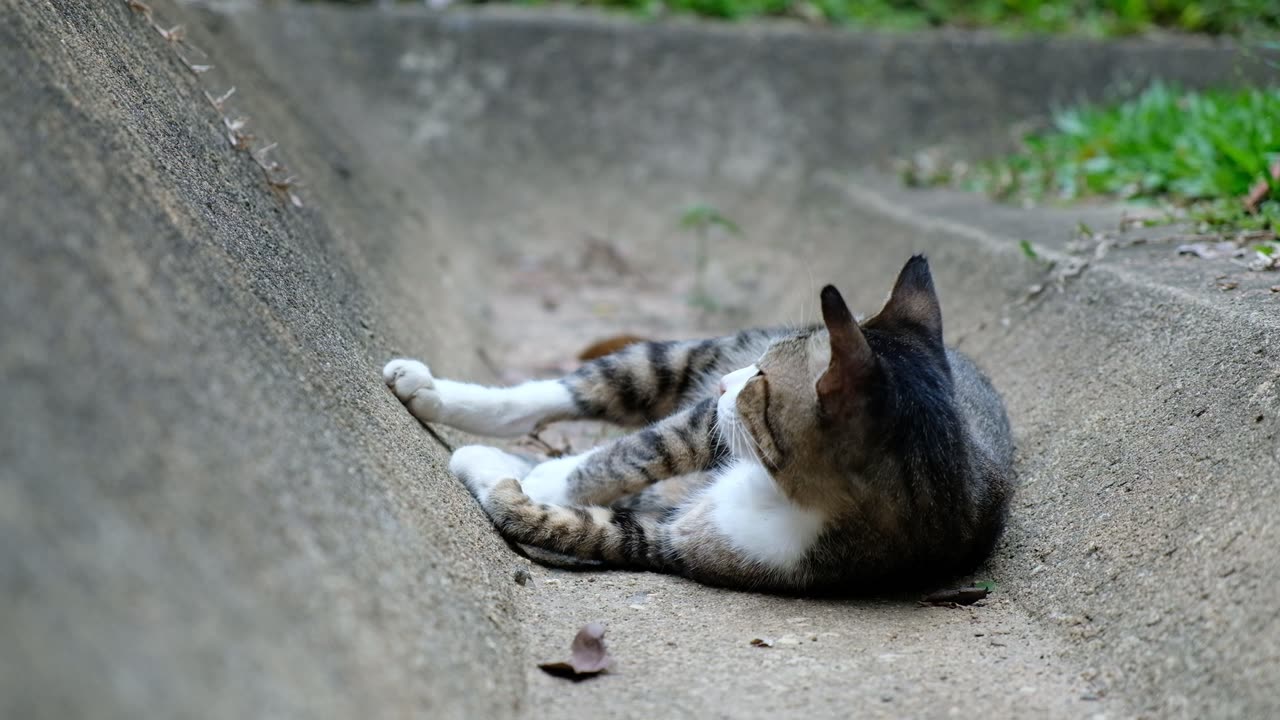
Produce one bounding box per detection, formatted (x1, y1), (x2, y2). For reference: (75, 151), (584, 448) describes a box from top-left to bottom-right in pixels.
(383, 256), (1014, 593)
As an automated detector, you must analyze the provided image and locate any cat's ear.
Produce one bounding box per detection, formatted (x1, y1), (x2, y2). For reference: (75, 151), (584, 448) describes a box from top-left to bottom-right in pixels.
(868, 254), (943, 341)
(817, 284), (873, 410)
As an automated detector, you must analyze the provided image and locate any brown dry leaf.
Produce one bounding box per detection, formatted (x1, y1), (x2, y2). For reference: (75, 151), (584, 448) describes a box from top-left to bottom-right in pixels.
(518, 430), (572, 459)
(749, 637), (774, 648)
(1243, 158), (1280, 214)
(538, 622), (614, 681)
(922, 587), (990, 606)
(577, 334), (650, 361)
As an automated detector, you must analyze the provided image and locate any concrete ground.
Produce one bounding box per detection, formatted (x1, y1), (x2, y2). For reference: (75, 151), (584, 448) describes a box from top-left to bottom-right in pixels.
(3, 2), (1276, 719)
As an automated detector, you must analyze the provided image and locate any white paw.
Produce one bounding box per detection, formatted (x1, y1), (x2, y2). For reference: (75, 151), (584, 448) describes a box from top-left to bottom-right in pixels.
(383, 358), (444, 423)
(521, 450), (596, 505)
(449, 445), (532, 501)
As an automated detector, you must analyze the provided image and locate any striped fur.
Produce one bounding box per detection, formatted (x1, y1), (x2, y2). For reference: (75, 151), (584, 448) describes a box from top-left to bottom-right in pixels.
(386, 256), (1016, 593)
(483, 479), (680, 571)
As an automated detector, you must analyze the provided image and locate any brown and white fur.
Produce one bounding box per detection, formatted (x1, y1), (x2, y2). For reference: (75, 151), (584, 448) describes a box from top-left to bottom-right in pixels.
(383, 256), (1014, 593)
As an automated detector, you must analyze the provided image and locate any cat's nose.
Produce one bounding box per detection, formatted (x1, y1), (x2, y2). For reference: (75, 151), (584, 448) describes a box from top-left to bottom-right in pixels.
(718, 379), (727, 395)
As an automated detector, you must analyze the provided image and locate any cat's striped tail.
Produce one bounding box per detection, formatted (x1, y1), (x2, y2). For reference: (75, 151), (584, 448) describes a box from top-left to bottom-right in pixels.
(482, 479), (681, 572)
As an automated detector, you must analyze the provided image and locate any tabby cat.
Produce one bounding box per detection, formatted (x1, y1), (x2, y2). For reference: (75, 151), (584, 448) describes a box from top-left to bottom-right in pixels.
(383, 256), (1014, 593)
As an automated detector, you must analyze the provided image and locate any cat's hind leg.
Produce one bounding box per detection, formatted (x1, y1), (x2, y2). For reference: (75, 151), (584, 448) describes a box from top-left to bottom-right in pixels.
(450, 446), (757, 586)
(449, 448), (677, 571)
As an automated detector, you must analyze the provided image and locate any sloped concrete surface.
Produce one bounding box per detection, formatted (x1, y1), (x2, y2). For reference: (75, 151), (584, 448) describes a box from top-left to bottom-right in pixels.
(1, 2), (521, 719)
(3, 2), (1277, 719)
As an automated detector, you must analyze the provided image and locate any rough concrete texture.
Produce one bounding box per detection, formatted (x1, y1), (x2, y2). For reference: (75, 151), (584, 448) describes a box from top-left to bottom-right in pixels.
(1, 2), (520, 719)
(4, 2), (1277, 719)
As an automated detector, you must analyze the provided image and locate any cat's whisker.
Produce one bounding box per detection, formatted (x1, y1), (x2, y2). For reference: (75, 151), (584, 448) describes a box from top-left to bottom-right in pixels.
(802, 262), (817, 326)
(737, 423), (765, 465)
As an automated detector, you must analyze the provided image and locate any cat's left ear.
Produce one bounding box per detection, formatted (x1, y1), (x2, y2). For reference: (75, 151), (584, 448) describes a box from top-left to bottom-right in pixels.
(867, 254), (943, 342)
(816, 284), (874, 412)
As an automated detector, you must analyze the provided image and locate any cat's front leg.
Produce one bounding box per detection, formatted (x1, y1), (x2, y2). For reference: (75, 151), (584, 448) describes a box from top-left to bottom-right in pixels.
(383, 359), (577, 437)
(531, 397), (728, 507)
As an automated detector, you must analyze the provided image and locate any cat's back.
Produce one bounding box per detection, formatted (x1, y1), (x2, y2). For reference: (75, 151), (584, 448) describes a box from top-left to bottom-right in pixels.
(947, 348), (1015, 480)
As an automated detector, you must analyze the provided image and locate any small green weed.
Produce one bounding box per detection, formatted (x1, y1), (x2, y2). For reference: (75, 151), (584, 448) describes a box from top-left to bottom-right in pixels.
(308, 0), (1280, 37)
(680, 204), (741, 312)
(961, 84), (1280, 233)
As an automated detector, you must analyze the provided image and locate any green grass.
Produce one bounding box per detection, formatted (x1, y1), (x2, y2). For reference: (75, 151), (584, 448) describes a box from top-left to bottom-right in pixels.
(315, 0), (1280, 37)
(941, 84), (1280, 232)
(531, 0), (1280, 37)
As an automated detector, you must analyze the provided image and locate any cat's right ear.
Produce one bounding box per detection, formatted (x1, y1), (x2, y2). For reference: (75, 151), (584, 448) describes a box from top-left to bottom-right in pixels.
(816, 285), (873, 412)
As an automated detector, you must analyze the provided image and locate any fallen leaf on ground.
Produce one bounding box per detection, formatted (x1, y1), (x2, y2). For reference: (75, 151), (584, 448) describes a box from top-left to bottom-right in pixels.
(538, 622), (614, 681)
(1243, 158), (1280, 214)
(577, 334), (651, 361)
(749, 637), (774, 648)
(519, 430), (572, 458)
(922, 587), (990, 606)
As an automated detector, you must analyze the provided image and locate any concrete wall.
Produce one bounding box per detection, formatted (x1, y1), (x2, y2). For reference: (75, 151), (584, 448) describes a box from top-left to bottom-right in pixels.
(1, 2), (521, 718)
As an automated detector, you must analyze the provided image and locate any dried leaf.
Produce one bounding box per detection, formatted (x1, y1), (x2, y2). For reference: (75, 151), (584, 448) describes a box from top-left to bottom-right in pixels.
(1243, 158), (1280, 214)
(519, 430), (571, 458)
(577, 334), (650, 361)
(922, 587), (989, 606)
(749, 637), (774, 648)
(538, 623), (613, 681)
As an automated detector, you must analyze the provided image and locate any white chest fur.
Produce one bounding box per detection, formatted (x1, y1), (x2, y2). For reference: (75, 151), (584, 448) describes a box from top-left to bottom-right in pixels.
(707, 460), (826, 569)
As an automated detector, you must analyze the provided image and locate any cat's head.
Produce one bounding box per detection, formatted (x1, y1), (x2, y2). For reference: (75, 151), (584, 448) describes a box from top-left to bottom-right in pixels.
(717, 255), (954, 498)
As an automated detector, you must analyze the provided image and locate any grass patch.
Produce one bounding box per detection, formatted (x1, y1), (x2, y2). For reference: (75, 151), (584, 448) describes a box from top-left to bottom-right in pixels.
(312, 0), (1280, 37)
(909, 84), (1280, 233)
(633, 0), (1280, 36)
